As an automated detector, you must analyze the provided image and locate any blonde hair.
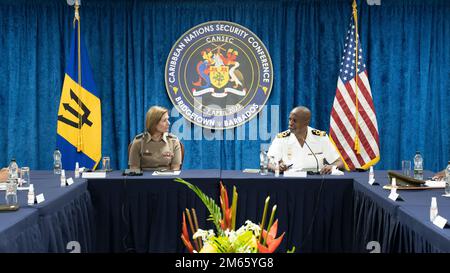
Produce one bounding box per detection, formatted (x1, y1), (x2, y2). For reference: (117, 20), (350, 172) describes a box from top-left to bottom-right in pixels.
(145, 106), (168, 135)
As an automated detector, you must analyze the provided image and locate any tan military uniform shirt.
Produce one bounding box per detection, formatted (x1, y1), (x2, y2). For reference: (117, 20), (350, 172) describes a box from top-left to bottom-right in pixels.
(128, 132), (181, 171)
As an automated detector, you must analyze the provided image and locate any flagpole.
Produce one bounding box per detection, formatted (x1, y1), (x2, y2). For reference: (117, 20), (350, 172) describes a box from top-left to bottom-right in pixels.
(352, 0), (360, 154)
(73, 0), (83, 152)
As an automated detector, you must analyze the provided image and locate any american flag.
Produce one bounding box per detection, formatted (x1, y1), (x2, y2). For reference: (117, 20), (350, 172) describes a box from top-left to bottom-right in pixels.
(329, 17), (380, 171)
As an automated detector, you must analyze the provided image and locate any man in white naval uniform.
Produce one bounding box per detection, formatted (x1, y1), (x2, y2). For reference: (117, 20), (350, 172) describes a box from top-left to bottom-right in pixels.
(268, 106), (344, 175)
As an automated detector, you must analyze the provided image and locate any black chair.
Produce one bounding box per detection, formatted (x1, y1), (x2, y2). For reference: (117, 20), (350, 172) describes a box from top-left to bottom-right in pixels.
(179, 141), (185, 169)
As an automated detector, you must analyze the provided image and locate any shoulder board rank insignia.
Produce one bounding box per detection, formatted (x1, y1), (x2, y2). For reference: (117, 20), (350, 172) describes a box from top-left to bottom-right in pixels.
(167, 133), (178, 139)
(134, 133), (144, 140)
(311, 129), (326, 137)
(277, 130), (291, 138)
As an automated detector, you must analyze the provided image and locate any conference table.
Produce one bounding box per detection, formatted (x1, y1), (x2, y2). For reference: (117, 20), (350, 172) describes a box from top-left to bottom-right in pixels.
(87, 170), (221, 253)
(220, 171), (354, 252)
(87, 169), (450, 253)
(0, 171), (94, 253)
(350, 171), (450, 253)
(87, 170), (354, 253)
(1, 169), (449, 253)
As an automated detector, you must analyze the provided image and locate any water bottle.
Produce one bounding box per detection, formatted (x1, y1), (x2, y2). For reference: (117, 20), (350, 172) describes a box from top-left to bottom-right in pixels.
(445, 161), (450, 195)
(259, 150), (268, 176)
(8, 158), (19, 182)
(369, 166), (374, 183)
(430, 197), (438, 222)
(391, 177), (397, 188)
(53, 149), (62, 174)
(28, 184), (35, 205)
(413, 151), (423, 180)
(60, 169), (66, 187)
(74, 162), (80, 178)
(5, 160), (18, 205)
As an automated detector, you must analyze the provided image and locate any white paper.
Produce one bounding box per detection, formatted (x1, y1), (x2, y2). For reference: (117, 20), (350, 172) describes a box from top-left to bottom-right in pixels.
(331, 166), (344, 176)
(0, 184), (29, 191)
(425, 180), (446, 188)
(82, 172), (106, 178)
(433, 215), (448, 229)
(243, 169), (260, 174)
(388, 189), (400, 201)
(67, 178), (74, 186)
(152, 171), (181, 176)
(283, 170), (307, 177)
(36, 193), (45, 204)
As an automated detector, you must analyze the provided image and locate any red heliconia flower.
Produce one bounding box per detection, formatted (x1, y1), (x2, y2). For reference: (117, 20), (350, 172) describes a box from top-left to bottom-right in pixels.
(219, 182), (232, 230)
(180, 212), (194, 253)
(257, 219), (285, 253)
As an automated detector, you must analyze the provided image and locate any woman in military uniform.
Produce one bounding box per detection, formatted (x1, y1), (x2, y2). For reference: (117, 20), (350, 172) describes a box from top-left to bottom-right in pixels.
(128, 106), (182, 171)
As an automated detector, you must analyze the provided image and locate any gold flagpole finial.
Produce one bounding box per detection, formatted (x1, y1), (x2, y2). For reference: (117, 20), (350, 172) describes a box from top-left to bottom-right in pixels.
(74, 1), (80, 19)
(73, 0), (80, 26)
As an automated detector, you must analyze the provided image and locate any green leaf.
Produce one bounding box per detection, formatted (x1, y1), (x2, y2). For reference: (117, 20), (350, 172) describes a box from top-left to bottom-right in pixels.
(211, 236), (232, 253)
(287, 246), (296, 253)
(234, 231), (258, 253)
(174, 178), (223, 234)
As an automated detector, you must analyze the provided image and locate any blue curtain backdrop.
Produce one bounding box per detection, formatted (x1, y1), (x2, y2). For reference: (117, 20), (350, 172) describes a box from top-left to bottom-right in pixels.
(0, 0), (448, 171)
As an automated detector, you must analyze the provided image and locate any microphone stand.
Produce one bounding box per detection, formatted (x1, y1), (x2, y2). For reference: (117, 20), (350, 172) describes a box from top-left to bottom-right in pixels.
(290, 129), (321, 175)
(304, 140), (320, 175)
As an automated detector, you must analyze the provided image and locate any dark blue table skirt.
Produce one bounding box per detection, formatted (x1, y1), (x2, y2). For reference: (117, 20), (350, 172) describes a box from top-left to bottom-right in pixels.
(0, 171), (94, 252)
(29, 171), (95, 253)
(39, 190), (94, 253)
(0, 208), (43, 253)
(352, 188), (401, 253)
(350, 171), (400, 253)
(395, 205), (450, 253)
(219, 171), (355, 252)
(89, 170), (355, 253)
(88, 170), (220, 252)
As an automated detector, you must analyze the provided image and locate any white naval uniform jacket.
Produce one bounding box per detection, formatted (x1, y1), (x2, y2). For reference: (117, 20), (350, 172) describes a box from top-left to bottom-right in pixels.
(267, 126), (340, 171)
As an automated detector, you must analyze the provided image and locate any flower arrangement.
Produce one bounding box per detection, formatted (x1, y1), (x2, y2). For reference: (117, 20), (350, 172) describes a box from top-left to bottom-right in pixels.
(175, 178), (294, 253)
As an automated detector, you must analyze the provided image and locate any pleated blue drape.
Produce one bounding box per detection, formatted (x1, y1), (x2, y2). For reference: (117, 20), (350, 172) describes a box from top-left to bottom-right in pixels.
(0, 0), (448, 171)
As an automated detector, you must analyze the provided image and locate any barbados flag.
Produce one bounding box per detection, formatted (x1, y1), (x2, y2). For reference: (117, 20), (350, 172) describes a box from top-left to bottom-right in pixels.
(56, 9), (101, 170)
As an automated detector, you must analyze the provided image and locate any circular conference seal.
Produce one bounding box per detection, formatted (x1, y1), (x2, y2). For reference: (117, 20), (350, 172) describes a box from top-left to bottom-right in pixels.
(165, 21), (273, 129)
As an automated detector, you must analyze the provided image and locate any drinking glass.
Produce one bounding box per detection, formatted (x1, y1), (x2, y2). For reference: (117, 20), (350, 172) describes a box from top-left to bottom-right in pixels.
(20, 167), (30, 185)
(5, 181), (18, 206)
(402, 160), (411, 177)
(102, 156), (111, 171)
